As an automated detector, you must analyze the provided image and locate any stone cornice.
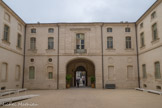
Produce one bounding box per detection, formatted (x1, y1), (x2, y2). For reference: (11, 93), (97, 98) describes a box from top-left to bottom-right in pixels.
(136, 0), (162, 24)
(0, 44), (23, 56)
(0, 0), (25, 25)
(139, 43), (162, 55)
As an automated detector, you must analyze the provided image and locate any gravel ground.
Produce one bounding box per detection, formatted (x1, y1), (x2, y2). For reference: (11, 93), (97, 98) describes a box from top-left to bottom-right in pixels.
(1, 88), (162, 108)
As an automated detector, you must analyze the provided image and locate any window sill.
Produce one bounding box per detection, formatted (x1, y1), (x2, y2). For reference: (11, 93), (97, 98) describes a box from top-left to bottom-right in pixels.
(151, 38), (160, 44)
(140, 45), (146, 50)
(2, 39), (10, 45)
(16, 46), (22, 50)
(46, 49), (55, 52)
(28, 49), (37, 53)
(125, 48), (134, 51)
(106, 48), (116, 51)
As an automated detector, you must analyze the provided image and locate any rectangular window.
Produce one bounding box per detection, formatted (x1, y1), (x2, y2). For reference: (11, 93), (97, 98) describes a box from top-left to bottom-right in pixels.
(108, 66), (114, 80)
(15, 65), (20, 81)
(48, 28), (54, 33)
(127, 66), (133, 80)
(152, 23), (158, 41)
(155, 62), (161, 79)
(3, 25), (10, 42)
(1, 63), (7, 81)
(140, 23), (143, 28)
(107, 37), (113, 49)
(29, 66), (35, 79)
(48, 37), (54, 49)
(107, 28), (112, 32)
(140, 32), (145, 47)
(30, 37), (36, 50)
(76, 34), (85, 49)
(125, 27), (131, 32)
(151, 11), (156, 19)
(126, 37), (132, 49)
(17, 34), (22, 48)
(142, 64), (147, 79)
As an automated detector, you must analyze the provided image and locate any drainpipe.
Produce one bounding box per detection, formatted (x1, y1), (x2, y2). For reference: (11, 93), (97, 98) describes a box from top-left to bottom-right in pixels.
(101, 23), (105, 89)
(135, 23), (141, 88)
(57, 24), (60, 90)
(22, 24), (27, 88)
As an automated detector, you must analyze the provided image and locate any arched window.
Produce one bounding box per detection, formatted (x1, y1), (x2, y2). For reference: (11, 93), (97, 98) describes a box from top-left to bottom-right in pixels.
(107, 28), (112, 32)
(76, 33), (85, 49)
(48, 28), (54, 33)
(31, 28), (36, 33)
(47, 66), (53, 79)
(29, 66), (35, 79)
(155, 62), (161, 79)
(15, 65), (21, 81)
(125, 27), (131, 32)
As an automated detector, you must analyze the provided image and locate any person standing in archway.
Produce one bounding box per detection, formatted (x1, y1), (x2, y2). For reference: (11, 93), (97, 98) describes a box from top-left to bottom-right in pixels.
(76, 78), (80, 88)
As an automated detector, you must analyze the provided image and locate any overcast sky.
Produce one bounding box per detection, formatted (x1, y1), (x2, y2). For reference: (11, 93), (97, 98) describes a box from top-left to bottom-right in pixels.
(3, 0), (156, 23)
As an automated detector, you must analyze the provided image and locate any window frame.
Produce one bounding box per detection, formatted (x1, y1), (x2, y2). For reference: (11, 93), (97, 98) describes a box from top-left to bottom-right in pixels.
(31, 28), (36, 33)
(30, 37), (36, 50)
(107, 37), (113, 49)
(107, 28), (112, 32)
(29, 66), (35, 80)
(142, 64), (147, 79)
(3, 24), (10, 42)
(125, 27), (131, 32)
(152, 23), (158, 41)
(76, 33), (85, 50)
(140, 32), (145, 47)
(48, 28), (54, 33)
(17, 33), (22, 48)
(48, 37), (54, 49)
(155, 61), (161, 79)
(125, 36), (132, 49)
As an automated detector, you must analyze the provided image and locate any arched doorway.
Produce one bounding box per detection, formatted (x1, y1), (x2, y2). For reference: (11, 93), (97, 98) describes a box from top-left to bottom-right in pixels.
(66, 59), (95, 88)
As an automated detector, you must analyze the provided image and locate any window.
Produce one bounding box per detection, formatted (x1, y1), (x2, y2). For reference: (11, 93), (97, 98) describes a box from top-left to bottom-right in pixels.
(30, 37), (36, 50)
(17, 34), (22, 48)
(31, 28), (36, 33)
(126, 36), (132, 49)
(4, 13), (10, 22)
(18, 23), (22, 31)
(30, 58), (34, 62)
(155, 62), (161, 79)
(47, 66), (53, 79)
(29, 66), (35, 79)
(1, 63), (8, 81)
(151, 11), (156, 19)
(125, 27), (131, 32)
(107, 28), (112, 32)
(48, 58), (52, 62)
(15, 65), (20, 81)
(108, 66), (114, 80)
(127, 66), (133, 80)
(140, 32), (145, 47)
(107, 37), (113, 49)
(76, 33), (85, 49)
(48, 37), (54, 49)
(48, 28), (54, 33)
(152, 23), (158, 41)
(142, 64), (147, 79)
(140, 23), (143, 28)
(3, 25), (10, 42)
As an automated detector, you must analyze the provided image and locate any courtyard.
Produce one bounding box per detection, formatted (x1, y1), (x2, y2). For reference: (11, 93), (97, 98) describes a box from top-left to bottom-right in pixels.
(1, 88), (162, 108)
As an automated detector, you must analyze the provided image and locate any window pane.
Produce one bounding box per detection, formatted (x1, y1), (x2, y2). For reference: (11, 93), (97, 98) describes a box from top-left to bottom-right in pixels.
(1, 63), (7, 81)
(30, 38), (36, 50)
(107, 37), (113, 49)
(29, 66), (35, 79)
(4, 25), (9, 41)
(48, 28), (54, 33)
(48, 72), (53, 79)
(17, 34), (21, 48)
(126, 37), (131, 49)
(76, 34), (85, 49)
(155, 62), (161, 79)
(142, 64), (146, 78)
(31, 29), (36, 33)
(48, 37), (54, 49)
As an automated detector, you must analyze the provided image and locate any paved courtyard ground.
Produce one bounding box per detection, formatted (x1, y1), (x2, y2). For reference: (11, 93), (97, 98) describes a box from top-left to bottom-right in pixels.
(1, 88), (162, 108)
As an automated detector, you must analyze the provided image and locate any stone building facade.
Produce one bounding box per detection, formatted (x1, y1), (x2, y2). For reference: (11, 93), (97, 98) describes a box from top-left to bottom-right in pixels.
(0, 0), (162, 91)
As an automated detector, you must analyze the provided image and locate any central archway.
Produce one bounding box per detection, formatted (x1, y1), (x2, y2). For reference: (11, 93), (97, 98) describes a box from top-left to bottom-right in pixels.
(66, 58), (95, 88)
